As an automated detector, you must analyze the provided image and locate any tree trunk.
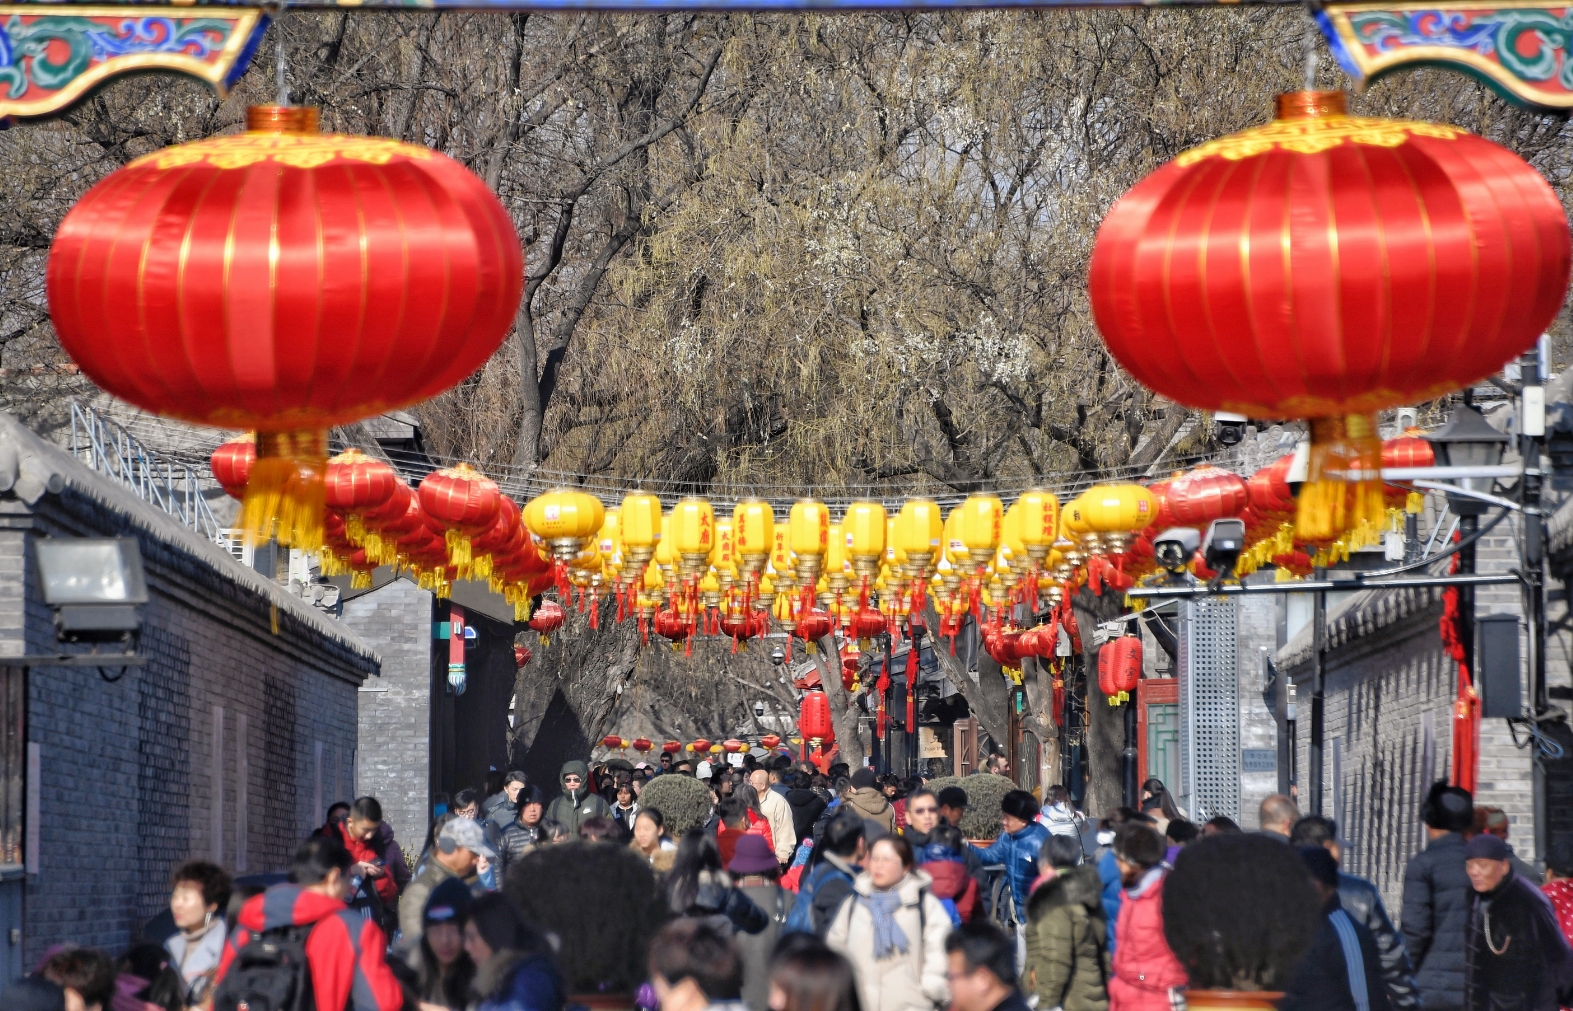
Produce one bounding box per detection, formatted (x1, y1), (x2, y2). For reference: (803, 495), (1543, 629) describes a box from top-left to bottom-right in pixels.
(815, 635), (866, 768)
(922, 605), (1011, 748)
(1074, 588), (1130, 818)
(1020, 656), (1060, 785)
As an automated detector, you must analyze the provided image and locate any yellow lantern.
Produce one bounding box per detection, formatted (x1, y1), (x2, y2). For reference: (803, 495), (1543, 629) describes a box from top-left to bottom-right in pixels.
(699, 567), (722, 610)
(643, 560), (665, 592)
(733, 498), (774, 575)
(943, 507), (967, 567)
(671, 496), (715, 577)
(712, 519), (737, 587)
(958, 493), (1004, 564)
(523, 487), (605, 560)
(1068, 483), (1157, 552)
(598, 508), (622, 561)
(620, 491), (663, 568)
(1015, 488), (1060, 564)
(755, 571), (776, 611)
(897, 498), (944, 572)
(884, 517), (906, 568)
(789, 498), (830, 583)
(825, 523), (849, 592)
(1001, 501), (1026, 560)
(843, 500), (886, 578)
(769, 526), (795, 592)
(654, 513), (676, 583)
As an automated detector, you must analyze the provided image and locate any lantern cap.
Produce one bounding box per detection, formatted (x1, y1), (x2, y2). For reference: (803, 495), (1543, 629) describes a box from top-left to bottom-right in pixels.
(246, 105), (321, 135)
(1275, 91), (1347, 120)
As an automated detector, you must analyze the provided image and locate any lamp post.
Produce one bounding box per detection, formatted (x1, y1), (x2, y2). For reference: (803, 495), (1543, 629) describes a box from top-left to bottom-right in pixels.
(1426, 401), (1511, 784)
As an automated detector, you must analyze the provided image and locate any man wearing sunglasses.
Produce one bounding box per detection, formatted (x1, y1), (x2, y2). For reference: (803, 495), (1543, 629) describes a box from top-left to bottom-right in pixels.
(546, 760), (612, 837)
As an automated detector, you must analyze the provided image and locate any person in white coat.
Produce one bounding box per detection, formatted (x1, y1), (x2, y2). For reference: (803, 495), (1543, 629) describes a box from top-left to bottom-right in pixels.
(750, 768), (797, 866)
(827, 834), (951, 1011)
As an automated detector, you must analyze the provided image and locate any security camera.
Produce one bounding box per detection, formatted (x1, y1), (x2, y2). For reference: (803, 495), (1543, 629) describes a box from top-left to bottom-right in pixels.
(1214, 411), (1249, 446)
(753, 701), (766, 718)
(769, 644), (786, 666)
(1202, 518), (1248, 580)
(1153, 527), (1201, 574)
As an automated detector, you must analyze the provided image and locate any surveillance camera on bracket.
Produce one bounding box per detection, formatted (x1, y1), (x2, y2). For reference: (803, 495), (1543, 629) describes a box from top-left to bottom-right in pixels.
(1214, 411), (1249, 446)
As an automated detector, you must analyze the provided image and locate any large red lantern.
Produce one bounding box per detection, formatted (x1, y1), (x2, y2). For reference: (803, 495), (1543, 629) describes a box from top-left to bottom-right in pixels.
(796, 606), (834, 646)
(799, 689), (834, 745)
(1164, 466), (1249, 528)
(47, 106), (522, 550)
(529, 599), (565, 645)
(326, 449), (398, 547)
(209, 434), (256, 501)
(420, 463), (502, 567)
(1090, 91), (1569, 543)
(1097, 636), (1142, 705)
(661, 740), (683, 755)
(1383, 433), (1435, 507)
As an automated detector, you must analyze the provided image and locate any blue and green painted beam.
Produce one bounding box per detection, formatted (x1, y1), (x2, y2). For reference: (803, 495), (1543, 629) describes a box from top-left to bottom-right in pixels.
(2, 0), (1572, 122)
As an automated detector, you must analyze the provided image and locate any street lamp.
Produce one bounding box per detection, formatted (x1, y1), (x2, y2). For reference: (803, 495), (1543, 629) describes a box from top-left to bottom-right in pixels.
(35, 537), (147, 642)
(1425, 404), (1511, 515)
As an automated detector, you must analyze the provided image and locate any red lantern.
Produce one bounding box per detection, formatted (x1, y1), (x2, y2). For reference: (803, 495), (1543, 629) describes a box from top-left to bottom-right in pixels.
(529, 599), (565, 645)
(602, 735), (625, 749)
(326, 449), (398, 545)
(841, 654), (861, 692)
(718, 610), (767, 649)
(1097, 636), (1142, 705)
(1165, 466), (1249, 528)
(661, 740), (682, 755)
(689, 739), (713, 753)
(1247, 456), (1297, 518)
(48, 106), (522, 550)
(421, 463), (502, 567)
(631, 738), (654, 753)
(760, 734), (782, 750)
(796, 606), (834, 645)
(513, 644), (532, 668)
(210, 434), (255, 500)
(1383, 434), (1435, 507)
(799, 689), (834, 744)
(722, 739), (744, 753)
(1090, 91), (1569, 542)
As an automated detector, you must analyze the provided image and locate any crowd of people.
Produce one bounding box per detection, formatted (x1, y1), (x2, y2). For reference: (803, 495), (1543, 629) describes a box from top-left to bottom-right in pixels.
(6, 752), (1573, 1011)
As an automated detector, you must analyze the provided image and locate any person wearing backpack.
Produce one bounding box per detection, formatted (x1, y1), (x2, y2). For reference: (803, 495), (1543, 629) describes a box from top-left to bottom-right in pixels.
(730, 835), (796, 1011)
(210, 835), (408, 1011)
(1023, 835), (1110, 1011)
(826, 834), (952, 1011)
(788, 809), (866, 938)
(919, 825), (980, 925)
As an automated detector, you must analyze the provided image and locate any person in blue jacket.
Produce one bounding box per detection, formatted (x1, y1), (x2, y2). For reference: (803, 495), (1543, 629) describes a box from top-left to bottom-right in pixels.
(971, 790), (1051, 974)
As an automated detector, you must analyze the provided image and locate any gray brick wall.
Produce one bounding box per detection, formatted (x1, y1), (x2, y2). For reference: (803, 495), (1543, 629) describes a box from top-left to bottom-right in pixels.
(341, 577), (434, 849)
(0, 479), (376, 965)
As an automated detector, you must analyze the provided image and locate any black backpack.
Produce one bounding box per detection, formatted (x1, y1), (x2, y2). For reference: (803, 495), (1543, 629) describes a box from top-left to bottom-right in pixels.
(211, 923), (316, 1011)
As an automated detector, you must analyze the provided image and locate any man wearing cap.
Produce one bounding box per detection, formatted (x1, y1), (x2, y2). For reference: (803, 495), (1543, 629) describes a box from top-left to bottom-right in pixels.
(730, 834), (794, 1011)
(1462, 833), (1573, 1011)
(398, 817), (493, 956)
(971, 790), (1050, 972)
(1402, 781), (1476, 1011)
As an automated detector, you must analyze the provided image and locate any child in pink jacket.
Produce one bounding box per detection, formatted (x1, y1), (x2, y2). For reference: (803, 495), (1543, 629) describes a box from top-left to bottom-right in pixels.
(1108, 824), (1187, 1011)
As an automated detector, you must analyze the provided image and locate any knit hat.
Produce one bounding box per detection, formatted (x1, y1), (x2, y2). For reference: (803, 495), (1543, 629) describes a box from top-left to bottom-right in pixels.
(1002, 789), (1040, 823)
(727, 835), (779, 875)
(850, 767), (877, 789)
(1422, 780), (1474, 832)
(1465, 834), (1510, 861)
(424, 875), (474, 926)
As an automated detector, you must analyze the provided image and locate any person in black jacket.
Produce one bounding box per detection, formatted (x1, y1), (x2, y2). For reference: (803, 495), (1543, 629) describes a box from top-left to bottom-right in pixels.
(1462, 834), (1573, 1011)
(1281, 847), (1392, 1011)
(1402, 781), (1475, 1011)
(1293, 815), (1418, 1011)
(785, 770), (828, 849)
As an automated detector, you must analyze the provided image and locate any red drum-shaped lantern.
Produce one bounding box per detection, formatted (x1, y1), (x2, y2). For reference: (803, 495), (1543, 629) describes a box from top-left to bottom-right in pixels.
(1165, 466), (1249, 528)
(326, 449), (398, 546)
(662, 741), (682, 755)
(799, 689), (834, 744)
(1383, 434), (1435, 507)
(631, 738), (654, 754)
(1248, 456), (1297, 517)
(513, 644), (532, 668)
(602, 735), (625, 749)
(689, 739), (713, 754)
(1097, 636), (1142, 705)
(421, 463), (502, 567)
(529, 598), (565, 645)
(760, 734), (782, 750)
(210, 434), (256, 500)
(48, 106), (522, 550)
(722, 739), (744, 753)
(1090, 91), (1569, 542)
(796, 606), (834, 645)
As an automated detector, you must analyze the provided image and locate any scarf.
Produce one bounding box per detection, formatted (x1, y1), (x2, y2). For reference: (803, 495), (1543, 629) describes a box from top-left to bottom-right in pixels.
(861, 890), (910, 960)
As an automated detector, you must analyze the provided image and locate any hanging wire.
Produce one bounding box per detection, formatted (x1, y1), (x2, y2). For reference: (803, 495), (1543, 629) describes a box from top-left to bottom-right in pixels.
(274, 4), (289, 107)
(1303, 29), (1319, 91)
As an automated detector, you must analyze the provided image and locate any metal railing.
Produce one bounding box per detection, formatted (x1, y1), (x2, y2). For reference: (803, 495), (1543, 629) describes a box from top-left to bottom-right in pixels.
(69, 402), (223, 542)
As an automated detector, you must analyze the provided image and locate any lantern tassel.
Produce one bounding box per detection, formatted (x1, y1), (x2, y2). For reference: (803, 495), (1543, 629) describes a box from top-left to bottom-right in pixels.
(1296, 414), (1386, 545)
(241, 430), (327, 550)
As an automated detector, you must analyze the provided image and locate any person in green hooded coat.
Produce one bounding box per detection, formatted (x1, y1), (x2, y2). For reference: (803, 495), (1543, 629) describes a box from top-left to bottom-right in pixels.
(1023, 834), (1111, 1011)
(546, 760), (612, 837)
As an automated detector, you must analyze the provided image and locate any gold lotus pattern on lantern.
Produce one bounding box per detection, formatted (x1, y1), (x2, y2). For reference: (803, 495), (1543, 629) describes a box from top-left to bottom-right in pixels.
(1175, 115), (1464, 167)
(133, 133), (435, 171)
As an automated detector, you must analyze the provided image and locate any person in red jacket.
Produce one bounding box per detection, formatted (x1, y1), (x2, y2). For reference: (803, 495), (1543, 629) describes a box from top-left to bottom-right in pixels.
(919, 824), (981, 923)
(211, 835), (407, 1011)
(1109, 823), (1186, 1011)
(338, 796), (399, 908)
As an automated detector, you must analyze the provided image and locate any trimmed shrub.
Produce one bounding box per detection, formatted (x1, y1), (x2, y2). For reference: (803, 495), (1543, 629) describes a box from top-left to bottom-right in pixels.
(926, 774), (1018, 839)
(637, 773), (713, 836)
